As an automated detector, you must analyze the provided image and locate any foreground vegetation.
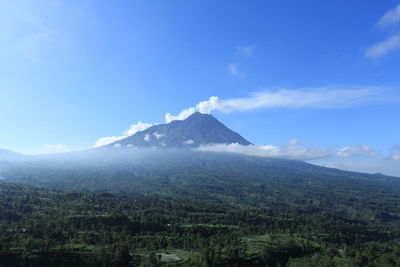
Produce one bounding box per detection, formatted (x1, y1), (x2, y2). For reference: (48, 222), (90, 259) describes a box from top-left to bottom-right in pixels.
(1, 178), (400, 266)
(2, 152), (400, 266)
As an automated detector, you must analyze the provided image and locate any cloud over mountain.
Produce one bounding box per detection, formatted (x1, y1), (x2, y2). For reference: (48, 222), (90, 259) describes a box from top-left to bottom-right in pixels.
(94, 121), (154, 147)
(196, 139), (331, 160)
(43, 144), (69, 153)
(96, 86), (396, 147)
(337, 145), (377, 157)
(165, 87), (388, 123)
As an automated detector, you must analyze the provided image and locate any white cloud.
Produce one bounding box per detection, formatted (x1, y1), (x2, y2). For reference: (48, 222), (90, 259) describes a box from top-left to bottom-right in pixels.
(43, 144), (69, 152)
(183, 139), (194, 145)
(389, 153), (400, 161)
(366, 4), (400, 58)
(195, 139), (331, 160)
(236, 45), (255, 57)
(388, 144), (400, 161)
(165, 96), (219, 123)
(377, 4), (400, 28)
(385, 144), (400, 161)
(113, 143), (121, 149)
(216, 88), (382, 111)
(228, 45), (254, 77)
(94, 136), (123, 148)
(94, 121), (154, 147)
(95, 87), (397, 147)
(154, 132), (165, 139)
(337, 145), (377, 157)
(366, 33), (400, 58)
(314, 157), (400, 177)
(228, 63), (244, 76)
(165, 87), (388, 123)
(144, 134), (150, 142)
(123, 121), (154, 136)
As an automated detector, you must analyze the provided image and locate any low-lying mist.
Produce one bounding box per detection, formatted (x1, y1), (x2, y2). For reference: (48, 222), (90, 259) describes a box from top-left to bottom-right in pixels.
(1, 147), (398, 196)
(0, 147), (309, 191)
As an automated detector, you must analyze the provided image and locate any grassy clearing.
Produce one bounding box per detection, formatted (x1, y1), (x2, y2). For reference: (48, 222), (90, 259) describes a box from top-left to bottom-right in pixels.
(134, 248), (202, 266)
(241, 234), (321, 259)
(157, 252), (181, 262)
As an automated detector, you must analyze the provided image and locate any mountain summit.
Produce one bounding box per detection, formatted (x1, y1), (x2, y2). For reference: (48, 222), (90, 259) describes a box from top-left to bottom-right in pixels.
(109, 112), (252, 148)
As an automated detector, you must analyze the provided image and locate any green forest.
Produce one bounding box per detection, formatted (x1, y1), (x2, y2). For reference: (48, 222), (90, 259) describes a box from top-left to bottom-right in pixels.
(1, 152), (400, 266)
(1, 166), (400, 266)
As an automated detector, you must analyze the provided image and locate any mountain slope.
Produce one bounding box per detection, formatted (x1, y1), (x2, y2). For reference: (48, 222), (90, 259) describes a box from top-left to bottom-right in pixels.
(3, 148), (399, 191)
(0, 149), (23, 161)
(108, 112), (252, 148)
(2, 149), (400, 225)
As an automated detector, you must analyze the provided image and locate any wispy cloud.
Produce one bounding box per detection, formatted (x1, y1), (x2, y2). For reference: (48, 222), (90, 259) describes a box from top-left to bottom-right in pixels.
(337, 145), (377, 157)
(314, 143), (400, 176)
(165, 87), (391, 122)
(366, 33), (400, 58)
(197, 141), (400, 175)
(43, 144), (69, 152)
(228, 44), (255, 76)
(377, 3), (400, 28)
(236, 44), (255, 57)
(154, 132), (165, 139)
(227, 63), (244, 76)
(389, 153), (400, 161)
(366, 3), (400, 58)
(216, 88), (383, 111)
(316, 160), (396, 176)
(183, 139), (194, 145)
(1, 0), (64, 62)
(94, 121), (154, 147)
(388, 144), (400, 161)
(196, 139), (331, 160)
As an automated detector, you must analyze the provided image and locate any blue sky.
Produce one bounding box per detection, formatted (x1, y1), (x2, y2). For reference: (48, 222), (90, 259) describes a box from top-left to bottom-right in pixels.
(1, 0), (400, 175)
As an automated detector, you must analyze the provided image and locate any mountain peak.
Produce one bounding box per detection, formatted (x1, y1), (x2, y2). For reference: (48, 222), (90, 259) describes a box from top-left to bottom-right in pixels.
(186, 111), (208, 119)
(183, 112), (220, 123)
(187, 111), (203, 117)
(108, 113), (252, 148)
(177, 112), (215, 122)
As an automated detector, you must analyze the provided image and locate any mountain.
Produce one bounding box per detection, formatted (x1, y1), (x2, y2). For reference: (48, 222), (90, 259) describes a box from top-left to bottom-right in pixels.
(0, 149), (23, 161)
(1, 112), (398, 193)
(2, 114), (400, 266)
(107, 112), (252, 148)
(1, 112), (399, 203)
(2, 148), (399, 193)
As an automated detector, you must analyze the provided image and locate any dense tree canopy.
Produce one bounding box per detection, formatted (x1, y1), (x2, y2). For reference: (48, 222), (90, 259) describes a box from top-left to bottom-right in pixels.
(1, 175), (400, 266)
